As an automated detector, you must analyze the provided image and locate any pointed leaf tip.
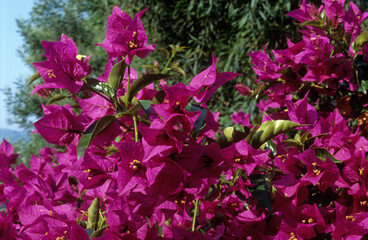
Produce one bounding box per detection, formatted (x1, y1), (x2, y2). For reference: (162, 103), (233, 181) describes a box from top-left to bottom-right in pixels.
(249, 120), (301, 149)
(128, 74), (171, 103)
(28, 72), (41, 85)
(76, 115), (116, 159)
(108, 59), (127, 95)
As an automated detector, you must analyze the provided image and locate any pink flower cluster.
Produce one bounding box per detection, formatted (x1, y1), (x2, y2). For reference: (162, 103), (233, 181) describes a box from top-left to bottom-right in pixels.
(1, 1), (368, 239)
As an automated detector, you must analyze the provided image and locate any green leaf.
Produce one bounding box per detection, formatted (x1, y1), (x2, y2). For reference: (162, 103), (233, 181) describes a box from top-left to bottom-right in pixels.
(140, 100), (152, 114)
(143, 64), (160, 73)
(245, 125), (259, 144)
(355, 56), (368, 94)
(90, 227), (107, 238)
(77, 115), (116, 159)
(265, 140), (277, 156)
(0, 203), (6, 212)
(28, 72), (41, 85)
(300, 130), (312, 145)
(128, 74), (171, 103)
(218, 126), (248, 148)
(152, 90), (166, 105)
(249, 83), (269, 100)
(106, 145), (119, 156)
(249, 120), (301, 149)
(77, 88), (93, 99)
(194, 108), (207, 133)
(107, 59), (127, 96)
(360, 80), (368, 94)
(354, 32), (368, 53)
(187, 104), (207, 134)
(116, 102), (142, 118)
(294, 133), (300, 142)
(124, 103), (142, 115)
(313, 147), (342, 163)
(169, 44), (187, 53)
(86, 228), (94, 237)
(304, 133), (329, 149)
(119, 95), (139, 108)
(76, 211), (87, 226)
(300, 19), (323, 28)
(282, 139), (302, 150)
(47, 94), (68, 105)
(171, 62), (186, 76)
(157, 48), (170, 59)
(87, 197), (100, 230)
(98, 211), (107, 229)
(249, 174), (273, 214)
(84, 78), (115, 101)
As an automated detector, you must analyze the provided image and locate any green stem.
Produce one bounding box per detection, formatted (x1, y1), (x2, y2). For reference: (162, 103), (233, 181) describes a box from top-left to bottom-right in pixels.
(133, 115), (139, 142)
(124, 65), (139, 141)
(137, 116), (151, 126)
(162, 52), (175, 74)
(192, 199), (199, 231)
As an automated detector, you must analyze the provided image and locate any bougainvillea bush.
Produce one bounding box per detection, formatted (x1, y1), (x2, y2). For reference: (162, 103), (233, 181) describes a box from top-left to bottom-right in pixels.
(2, 0), (368, 239)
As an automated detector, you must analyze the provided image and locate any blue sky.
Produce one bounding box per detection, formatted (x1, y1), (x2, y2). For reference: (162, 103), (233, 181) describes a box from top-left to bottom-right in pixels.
(0, 0), (35, 131)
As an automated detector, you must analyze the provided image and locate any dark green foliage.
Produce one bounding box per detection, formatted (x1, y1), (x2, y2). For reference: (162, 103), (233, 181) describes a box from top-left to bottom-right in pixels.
(355, 0), (368, 11)
(17, 0), (368, 157)
(5, 0), (304, 157)
(5, 80), (46, 130)
(5, 0), (124, 157)
(135, 0), (302, 127)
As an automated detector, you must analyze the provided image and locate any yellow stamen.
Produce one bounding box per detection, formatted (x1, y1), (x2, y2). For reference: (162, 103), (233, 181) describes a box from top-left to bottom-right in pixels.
(313, 169), (321, 176)
(289, 232), (297, 240)
(129, 41), (137, 49)
(76, 54), (87, 61)
(346, 215), (356, 221)
(263, 62), (268, 71)
(48, 69), (56, 78)
(312, 163), (321, 176)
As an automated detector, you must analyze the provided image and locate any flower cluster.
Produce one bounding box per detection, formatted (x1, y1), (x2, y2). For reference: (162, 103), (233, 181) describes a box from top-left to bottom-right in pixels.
(1, 1), (368, 239)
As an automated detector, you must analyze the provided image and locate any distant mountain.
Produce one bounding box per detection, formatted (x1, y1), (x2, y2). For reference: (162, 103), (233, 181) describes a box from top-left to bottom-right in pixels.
(0, 128), (29, 142)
